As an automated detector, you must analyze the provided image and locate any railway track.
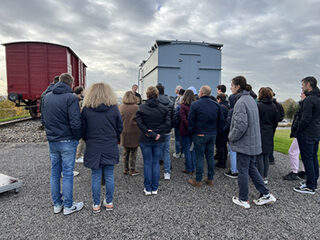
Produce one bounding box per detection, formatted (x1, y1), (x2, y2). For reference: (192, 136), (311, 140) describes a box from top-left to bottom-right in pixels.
(0, 116), (34, 127)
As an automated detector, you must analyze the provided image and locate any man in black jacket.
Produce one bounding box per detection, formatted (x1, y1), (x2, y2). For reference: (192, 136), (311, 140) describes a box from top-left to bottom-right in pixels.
(293, 76), (320, 195)
(156, 84), (174, 180)
(42, 73), (83, 215)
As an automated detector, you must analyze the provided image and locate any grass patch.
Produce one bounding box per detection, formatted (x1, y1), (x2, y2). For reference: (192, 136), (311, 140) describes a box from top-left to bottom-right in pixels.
(274, 129), (320, 160)
(0, 114), (30, 122)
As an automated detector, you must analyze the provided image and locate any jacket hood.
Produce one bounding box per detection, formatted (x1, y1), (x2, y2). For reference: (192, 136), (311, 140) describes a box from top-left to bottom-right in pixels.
(158, 94), (171, 106)
(259, 97), (273, 104)
(220, 100), (229, 106)
(146, 97), (160, 108)
(45, 83), (56, 94)
(306, 87), (320, 97)
(52, 81), (73, 94)
(94, 104), (112, 112)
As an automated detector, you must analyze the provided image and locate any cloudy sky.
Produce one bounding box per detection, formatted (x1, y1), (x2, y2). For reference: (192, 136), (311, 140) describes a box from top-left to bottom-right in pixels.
(0, 0), (319, 101)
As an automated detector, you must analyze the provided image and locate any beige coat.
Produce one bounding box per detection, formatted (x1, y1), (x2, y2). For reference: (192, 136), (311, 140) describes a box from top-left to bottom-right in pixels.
(119, 103), (140, 148)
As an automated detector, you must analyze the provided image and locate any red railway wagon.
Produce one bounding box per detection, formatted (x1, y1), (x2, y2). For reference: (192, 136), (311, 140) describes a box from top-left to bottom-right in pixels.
(2, 41), (87, 117)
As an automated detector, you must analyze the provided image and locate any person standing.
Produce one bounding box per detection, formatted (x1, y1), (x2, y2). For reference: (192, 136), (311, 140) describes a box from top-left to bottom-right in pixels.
(119, 91), (140, 176)
(187, 85), (224, 187)
(75, 86), (85, 164)
(293, 76), (320, 194)
(81, 83), (123, 212)
(132, 84), (142, 105)
(42, 73), (83, 215)
(256, 88), (279, 184)
(156, 84), (174, 180)
(228, 76), (276, 209)
(179, 89), (196, 174)
(136, 86), (170, 195)
(173, 85), (183, 158)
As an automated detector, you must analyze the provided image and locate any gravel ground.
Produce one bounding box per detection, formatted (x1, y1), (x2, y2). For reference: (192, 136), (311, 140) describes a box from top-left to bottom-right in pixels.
(0, 142), (320, 240)
(0, 119), (46, 143)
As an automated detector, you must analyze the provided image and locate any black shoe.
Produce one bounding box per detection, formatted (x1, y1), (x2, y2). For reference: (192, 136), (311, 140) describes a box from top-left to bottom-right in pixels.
(293, 185), (315, 194)
(282, 172), (299, 181)
(297, 171), (307, 180)
(269, 160), (275, 165)
(214, 154), (219, 160)
(224, 170), (238, 179)
(159, 160), (164, 165)
(215, 162), (226, 168)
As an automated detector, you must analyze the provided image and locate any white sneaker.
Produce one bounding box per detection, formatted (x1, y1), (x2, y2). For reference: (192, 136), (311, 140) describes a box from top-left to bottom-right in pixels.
(103, 199), (113, 211)
(63, 202), (84, 215)
(76, 157), (84, 163)
(73, 171), (80, 177)
(232, 196), (250, 209)
(173, 152), (180, 158)
(253, 194), (276, 206)
(53, 204), (63, 214)
(263, 178), (268, 185)
(151, 190), (158, 195)
(144, 188), (151, 196)
(164, 173), (171, 180)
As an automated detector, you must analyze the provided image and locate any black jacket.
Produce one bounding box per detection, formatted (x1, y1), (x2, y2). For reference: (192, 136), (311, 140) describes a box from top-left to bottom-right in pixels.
(297, 87), (320, 137)
(136, 98), (171, 143)
(273, 99), (285, 122)
(81, 104), (123, 169)
(43, 82), (81, 141)
(257, 98), (279, 154)
(188, 96), (224, 135)
(290, 100), (303, 138)
(158, 94), (174, 132)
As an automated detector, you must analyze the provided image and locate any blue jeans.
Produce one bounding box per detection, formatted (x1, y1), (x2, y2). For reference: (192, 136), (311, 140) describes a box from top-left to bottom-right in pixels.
(182, 136), (196, 172)
(91, 165), (114, 205)
(237, 152), (269, 201)
(174, 128), (181, 153)
(140, 142), (162, 191)
(193, 135), (216, 182)
(161, 134), (171, 174)
(49, 140), (78, 208)
(228, 144), (238, 173)
(297, 134), (320, 190)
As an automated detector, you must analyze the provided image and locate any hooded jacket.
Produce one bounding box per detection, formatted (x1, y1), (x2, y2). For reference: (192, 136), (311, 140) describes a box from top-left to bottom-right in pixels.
(297, 87), (320, 137)
(81, 104), (123, 169)
(42, 81), (81, 141)
(228, 90), (262, 155)
(136, 97), (171, 143)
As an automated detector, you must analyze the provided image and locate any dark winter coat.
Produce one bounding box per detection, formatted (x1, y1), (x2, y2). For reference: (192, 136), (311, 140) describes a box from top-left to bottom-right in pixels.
(136, 98), (171, 143)
(81, 104), (123, 169)
(179, 103), (191, 136)
(158, 94), (174, 132)
(297, 87), (320, 137)
(188, 96), (224, 135)
(219, 100), (230, 121)
(42, 81), (81, 142)
(257, 98), (279, 154)
(290, 100), (303, 138)
(119, 103), (140, 148)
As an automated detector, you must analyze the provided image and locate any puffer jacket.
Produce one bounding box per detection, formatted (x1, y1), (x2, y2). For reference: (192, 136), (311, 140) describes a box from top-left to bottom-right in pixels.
(228, 91), (262, 155)
(136, 98), (171, 143)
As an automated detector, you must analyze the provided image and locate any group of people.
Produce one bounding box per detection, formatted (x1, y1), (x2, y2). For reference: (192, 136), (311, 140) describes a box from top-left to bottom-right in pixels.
(41, 72), (320, 215)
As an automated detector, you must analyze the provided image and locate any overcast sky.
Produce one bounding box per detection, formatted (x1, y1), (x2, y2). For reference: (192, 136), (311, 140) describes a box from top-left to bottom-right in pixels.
(0, 0), (319, 101)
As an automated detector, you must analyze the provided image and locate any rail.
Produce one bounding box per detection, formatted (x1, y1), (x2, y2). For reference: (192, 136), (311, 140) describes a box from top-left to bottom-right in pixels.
(0, 116), (34, 127)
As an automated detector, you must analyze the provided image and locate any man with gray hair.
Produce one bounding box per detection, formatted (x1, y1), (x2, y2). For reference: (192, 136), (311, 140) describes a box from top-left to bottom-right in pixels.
(187, 85), (224, 187)
(42, 73), (83, 215)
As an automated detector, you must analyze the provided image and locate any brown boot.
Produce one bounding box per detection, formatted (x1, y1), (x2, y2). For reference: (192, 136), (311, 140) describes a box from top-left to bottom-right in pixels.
(188, 179), (202, 187)
(129, 169), (140, 176)
(204, 178), (214, 186)
(123, 169), (129, 175)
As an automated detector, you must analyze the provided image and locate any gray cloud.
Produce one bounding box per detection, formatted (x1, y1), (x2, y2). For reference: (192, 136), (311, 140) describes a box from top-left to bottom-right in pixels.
(0, 0), (319, 101)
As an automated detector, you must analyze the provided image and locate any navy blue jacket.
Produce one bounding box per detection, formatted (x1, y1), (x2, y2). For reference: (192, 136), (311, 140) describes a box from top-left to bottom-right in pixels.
(188, 96), (224, 135)
(43, 82), (81, 141)
(81, 104), (123, 169)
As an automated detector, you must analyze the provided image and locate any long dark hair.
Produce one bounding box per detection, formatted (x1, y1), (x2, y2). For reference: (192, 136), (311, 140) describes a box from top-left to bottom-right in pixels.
(181, 89), (195, 105)
(232, 76), (251, 93)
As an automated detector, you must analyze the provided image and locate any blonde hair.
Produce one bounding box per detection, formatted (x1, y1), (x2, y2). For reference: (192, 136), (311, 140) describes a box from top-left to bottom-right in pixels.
(122, 91), (138, 104)
(82, 83), (117, 108)
(146, 86), (159, 99)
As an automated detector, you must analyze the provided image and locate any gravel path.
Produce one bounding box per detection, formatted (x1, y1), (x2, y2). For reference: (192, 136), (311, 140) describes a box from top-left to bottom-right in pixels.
(0, 142), (319, 240)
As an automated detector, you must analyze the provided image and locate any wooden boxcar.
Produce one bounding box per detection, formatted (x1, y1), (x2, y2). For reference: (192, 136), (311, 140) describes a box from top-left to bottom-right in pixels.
(2, 41), (87, 116)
